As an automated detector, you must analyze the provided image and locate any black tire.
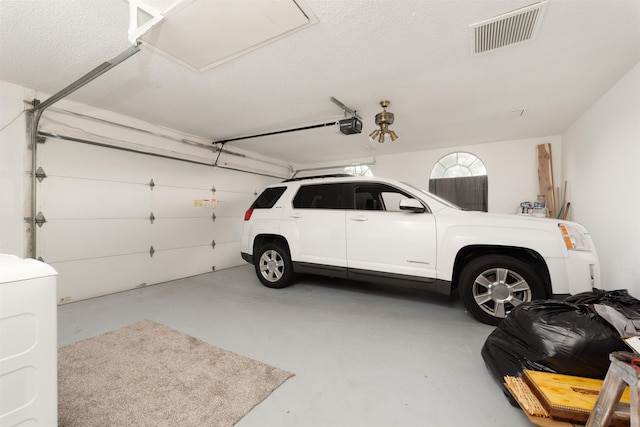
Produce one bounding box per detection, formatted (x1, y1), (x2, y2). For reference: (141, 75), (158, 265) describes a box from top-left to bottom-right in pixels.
(458, 254), (546, 325)
(254, 242), (294, 289)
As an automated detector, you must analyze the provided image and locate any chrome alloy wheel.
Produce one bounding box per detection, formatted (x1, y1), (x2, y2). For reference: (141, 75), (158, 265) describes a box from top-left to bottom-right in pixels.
(471, 267), (532, 319)
(258, 249), (285, 283)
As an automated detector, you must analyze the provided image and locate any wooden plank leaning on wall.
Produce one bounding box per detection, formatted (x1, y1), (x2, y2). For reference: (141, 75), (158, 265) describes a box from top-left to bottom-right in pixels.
(537, 143), (556, 219)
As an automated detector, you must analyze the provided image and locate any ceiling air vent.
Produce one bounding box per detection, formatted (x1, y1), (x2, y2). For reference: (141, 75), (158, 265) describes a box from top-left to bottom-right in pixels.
(469, 1), (547, 56)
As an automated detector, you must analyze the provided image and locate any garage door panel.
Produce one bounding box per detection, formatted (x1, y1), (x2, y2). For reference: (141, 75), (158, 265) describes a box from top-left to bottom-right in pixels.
(213, 242), (244, 270)
(145, 161), (216, 190)
(38, 135), (279, 303)
(151, 218), (215, 249)
(54, 254), (151, 304)
(211, 168), (272, 193)
(213, 191), (256, 217)
(151, 186), (217, 218)
(37, 219), (151, 263)
(147, 246), (215, 284)
(40, 139), (157, 184)
(39, 177), (150, 219)
(212, 217), (243, 244)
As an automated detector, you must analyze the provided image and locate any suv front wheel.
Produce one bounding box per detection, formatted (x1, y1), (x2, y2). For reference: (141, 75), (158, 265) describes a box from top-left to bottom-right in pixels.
(255, 242), (294, 288)
(459, 254), (546, 325)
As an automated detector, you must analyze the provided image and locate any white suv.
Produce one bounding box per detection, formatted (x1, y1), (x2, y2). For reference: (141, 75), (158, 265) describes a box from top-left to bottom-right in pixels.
(240, 175), (599, 325)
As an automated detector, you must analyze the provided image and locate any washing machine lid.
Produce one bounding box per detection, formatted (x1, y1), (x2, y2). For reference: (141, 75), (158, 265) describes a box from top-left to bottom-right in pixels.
(0, 254), (57, 283)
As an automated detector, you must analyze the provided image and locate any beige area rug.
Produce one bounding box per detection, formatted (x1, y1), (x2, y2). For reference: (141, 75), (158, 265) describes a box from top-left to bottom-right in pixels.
(58, 320), (294, 426)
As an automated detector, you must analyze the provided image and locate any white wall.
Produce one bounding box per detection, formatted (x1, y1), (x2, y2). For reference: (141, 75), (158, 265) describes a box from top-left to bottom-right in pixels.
(0, 81), (29, 257)
(562, 62), (640, 297)
(370, 136), (562, 214)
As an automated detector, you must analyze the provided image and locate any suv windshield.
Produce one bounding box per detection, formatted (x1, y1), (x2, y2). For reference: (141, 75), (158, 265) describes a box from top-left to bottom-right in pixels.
(402, 182), (461, 210)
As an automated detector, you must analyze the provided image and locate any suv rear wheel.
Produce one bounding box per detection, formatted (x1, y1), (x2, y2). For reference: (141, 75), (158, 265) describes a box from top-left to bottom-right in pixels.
(459, 254), (546, 325)
(255, 242), (294, 288)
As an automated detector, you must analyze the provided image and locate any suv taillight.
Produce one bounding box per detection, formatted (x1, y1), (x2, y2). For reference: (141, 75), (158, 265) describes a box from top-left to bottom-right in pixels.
(244, 209), (254, 221)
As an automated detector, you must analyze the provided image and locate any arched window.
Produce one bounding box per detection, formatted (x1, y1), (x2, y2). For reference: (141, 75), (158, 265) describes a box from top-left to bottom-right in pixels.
(429, 152), (488, 211)
(430, 152), (487, 178)
(343, 164), (373, 177)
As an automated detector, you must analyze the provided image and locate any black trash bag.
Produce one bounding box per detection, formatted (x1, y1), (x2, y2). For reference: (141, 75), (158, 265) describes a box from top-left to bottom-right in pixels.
(564, 288), (639, 306)
(481, 299), (629, 404)
(564, 288), (640, 322)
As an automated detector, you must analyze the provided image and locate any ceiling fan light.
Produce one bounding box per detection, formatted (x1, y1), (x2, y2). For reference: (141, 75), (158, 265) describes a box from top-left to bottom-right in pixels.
(371, 100), (398, 144)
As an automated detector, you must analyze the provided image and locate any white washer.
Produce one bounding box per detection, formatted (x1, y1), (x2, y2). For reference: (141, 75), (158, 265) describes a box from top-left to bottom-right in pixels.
(0, 254), (57, 426)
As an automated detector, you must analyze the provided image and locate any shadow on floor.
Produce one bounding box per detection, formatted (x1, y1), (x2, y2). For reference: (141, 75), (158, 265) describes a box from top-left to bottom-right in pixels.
(291, 273), (462, 310)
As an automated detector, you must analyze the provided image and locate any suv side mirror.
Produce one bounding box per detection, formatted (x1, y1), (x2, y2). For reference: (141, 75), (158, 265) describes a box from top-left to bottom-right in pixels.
(399, 199), (426, 213)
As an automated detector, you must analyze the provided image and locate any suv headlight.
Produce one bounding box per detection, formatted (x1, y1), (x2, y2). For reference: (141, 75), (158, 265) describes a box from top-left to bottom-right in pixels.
(558, 223), (591, 251)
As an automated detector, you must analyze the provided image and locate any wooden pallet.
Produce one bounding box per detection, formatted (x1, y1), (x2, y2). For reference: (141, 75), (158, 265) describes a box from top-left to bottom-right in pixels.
(522, 369), (631, 427)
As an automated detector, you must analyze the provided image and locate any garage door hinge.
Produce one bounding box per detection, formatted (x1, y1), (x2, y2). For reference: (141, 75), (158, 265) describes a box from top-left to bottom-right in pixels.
(149, 179), (155, 190)
(28, 136), (46, 149)
(150, 212), (155, 224)
(149, 245), (155, 257)
(212, 212), (216, 222)
(211, 185), (216, 194)
(211, 240), (216, 249)
(35, 212), (47, 227)
(35, 167), (47, 182)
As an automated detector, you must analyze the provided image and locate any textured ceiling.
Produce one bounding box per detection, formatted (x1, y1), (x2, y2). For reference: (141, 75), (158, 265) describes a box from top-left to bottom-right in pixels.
(1, 0), (639, 166)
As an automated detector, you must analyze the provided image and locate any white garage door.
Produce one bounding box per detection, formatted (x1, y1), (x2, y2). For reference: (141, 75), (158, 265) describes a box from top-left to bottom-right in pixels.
(35, 137), (273, 303)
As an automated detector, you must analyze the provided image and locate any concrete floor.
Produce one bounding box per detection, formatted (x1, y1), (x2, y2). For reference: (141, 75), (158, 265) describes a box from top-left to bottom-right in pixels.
(58, 264), (536, 427)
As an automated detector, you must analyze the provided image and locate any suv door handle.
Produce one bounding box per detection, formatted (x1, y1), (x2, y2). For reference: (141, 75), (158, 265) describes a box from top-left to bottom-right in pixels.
(349, 215), (368, 221)
(289, 213), (302, 218)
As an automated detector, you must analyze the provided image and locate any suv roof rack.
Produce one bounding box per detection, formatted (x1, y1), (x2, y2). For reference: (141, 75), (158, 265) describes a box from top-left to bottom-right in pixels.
(283, 174), (353, 182)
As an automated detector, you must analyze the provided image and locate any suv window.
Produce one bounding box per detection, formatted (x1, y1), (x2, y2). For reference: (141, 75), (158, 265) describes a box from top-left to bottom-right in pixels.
(293, 183), (349, 209)
(251, 187), (287, 209)
(355, 184), (417, 212)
